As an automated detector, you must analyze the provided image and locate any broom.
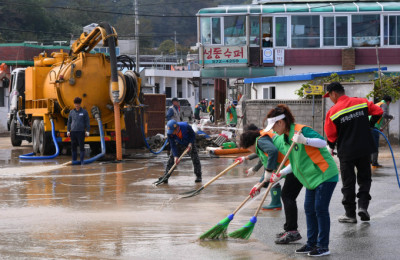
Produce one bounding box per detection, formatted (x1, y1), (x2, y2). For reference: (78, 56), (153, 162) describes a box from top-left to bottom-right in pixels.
(228, 135), (298, 240)
(199, 195), (252, 240)
(153, 147), (190, 186)
(179, 160), (241, 198)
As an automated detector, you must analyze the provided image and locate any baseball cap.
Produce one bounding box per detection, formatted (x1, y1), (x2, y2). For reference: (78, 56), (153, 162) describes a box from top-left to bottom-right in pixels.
(264, 114), (286, 132)
(233, 100), (238, 106)
(167, 120), (178, 134)
(323, 82), (344, 98)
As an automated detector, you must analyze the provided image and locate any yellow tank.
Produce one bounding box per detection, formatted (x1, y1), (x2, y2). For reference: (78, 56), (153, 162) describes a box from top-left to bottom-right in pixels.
(19, 24), (141, 155)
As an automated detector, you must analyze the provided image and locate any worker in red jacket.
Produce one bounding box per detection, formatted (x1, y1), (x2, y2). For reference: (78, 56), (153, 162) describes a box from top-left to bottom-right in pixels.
(324, 82), (383, 224)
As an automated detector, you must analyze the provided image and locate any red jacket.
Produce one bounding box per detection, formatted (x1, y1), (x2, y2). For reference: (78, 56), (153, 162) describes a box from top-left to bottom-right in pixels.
(324, 95), (383, 160)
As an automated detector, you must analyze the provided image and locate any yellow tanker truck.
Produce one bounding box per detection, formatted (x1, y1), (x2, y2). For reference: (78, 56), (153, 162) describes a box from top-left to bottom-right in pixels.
(7, 23), (141, 156)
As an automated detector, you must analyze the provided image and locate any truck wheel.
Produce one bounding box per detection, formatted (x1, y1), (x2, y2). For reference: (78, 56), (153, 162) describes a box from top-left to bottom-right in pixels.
(39, 120), (55, 155)
(32, 120), (40, 154)
(10, 118), (22, 147)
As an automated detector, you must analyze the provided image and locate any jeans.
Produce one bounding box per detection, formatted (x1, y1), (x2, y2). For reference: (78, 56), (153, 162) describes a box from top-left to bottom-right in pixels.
(71, 131), (85, 162)
(304, 181), (337, 249)
(282, 173), (303, 231)
(339, 154), (372, 216)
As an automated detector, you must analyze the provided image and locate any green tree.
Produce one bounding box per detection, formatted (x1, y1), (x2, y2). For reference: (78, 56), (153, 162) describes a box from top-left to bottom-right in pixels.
(367, 75), (400, 102)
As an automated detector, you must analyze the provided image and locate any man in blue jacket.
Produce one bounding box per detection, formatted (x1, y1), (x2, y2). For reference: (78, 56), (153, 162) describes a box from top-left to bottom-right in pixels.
(67, 97), (90, 164)
(163, 119), (202, 183)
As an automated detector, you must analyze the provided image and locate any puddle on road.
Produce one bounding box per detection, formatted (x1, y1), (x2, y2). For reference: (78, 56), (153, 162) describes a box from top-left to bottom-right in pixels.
(0, 143), (285, 259)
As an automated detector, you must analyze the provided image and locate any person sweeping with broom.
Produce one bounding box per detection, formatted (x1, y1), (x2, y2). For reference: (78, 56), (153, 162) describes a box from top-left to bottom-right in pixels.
(264, 104), (339, 257)
(238, 123), (304, 244)
(158, 119), (202, 184)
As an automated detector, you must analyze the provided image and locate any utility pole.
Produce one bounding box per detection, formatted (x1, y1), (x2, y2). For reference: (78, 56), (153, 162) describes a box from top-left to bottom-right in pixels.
(134, 0), (140, 72)
(174, 31), (177, 60)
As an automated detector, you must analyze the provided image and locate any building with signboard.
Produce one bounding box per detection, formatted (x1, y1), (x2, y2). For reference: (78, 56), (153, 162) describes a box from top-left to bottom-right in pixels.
(196, 0), (400, 123)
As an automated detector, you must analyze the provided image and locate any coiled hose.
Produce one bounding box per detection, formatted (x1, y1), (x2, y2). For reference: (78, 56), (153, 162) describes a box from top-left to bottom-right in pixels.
(373, 128), (400, 189)
(71, 117), (106, 165)
(19, 119), (60, 159)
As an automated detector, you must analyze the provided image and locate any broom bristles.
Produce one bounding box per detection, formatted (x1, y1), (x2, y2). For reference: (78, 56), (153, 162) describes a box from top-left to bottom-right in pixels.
(199, 214), (234, 240)
(228, 216), (257, 240)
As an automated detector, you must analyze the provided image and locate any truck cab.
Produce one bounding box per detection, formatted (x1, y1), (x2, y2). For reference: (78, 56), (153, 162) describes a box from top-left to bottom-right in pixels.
(7, 68), (29, 146)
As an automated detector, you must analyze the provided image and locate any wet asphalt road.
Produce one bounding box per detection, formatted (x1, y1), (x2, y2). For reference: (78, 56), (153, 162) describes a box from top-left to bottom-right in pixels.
(0, 137), (399, 259)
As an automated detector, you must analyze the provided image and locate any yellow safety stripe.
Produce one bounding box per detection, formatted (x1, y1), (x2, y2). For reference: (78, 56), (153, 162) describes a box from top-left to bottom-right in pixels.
(330, 103), (368, 121)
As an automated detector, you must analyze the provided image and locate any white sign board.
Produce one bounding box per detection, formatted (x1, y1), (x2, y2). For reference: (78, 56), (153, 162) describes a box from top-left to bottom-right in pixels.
(275, 49), (285, 66)
(262, 48), (274, 63)
(200, 46), (247, 67)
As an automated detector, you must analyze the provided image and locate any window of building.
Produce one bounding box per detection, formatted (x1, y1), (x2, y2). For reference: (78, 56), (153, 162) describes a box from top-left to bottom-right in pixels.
(384, 15), (400, 45)
(224, 16), (246, 45)
(200, 17), (211, 44)
(262, 86), (275, 99)
(352, 15), (380, 47)
(261, 17), (273, 47)
(291, 16), (320, 48)
(323, 16), (348, 46)
(275, 17), (287, 47)
(212, 18), (222, 44)
(250, 16), (260, 46)
(200, 17), (222, 45)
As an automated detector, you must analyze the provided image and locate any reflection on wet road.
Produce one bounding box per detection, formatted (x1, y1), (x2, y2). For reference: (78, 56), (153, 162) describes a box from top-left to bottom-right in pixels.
(1, 138), (400, 259)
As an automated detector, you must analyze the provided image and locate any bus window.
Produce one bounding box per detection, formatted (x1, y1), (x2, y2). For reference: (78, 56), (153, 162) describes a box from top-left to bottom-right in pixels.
(212, 18), (221, 44)
(200, 17), (211, 44)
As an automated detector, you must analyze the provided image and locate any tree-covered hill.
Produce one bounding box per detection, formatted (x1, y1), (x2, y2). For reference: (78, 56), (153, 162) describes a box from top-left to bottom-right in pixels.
(0, 0), (250, 53)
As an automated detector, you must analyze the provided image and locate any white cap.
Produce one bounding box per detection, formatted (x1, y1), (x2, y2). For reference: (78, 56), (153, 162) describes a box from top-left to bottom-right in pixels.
(264, 114), (286, 132)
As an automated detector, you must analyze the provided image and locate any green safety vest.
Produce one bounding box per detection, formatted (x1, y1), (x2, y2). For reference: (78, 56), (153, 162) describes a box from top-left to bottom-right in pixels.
(277, 124), (338, 190)
(255, 131), (289, 170)
(226, 105), (237, 124)
(374, 100), (386, 129)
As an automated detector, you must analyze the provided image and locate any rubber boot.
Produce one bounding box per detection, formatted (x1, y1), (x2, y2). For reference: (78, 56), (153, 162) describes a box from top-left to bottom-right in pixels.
(262, 184), (282, 211)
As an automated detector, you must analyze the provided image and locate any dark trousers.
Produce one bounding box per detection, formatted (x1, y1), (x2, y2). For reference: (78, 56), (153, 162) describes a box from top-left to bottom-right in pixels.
(304, 181), (336, 249)
(282, 173), (303, 231)
(166, 143), (202, 178)
(71, 131), (85, 162)
(339, 154), (372, 216)
(371, 129), (380, 164)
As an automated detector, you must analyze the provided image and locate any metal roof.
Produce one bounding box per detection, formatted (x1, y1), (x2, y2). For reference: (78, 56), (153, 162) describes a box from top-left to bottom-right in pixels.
(198, 2), (400, 15)
(243, 67), (387, 84)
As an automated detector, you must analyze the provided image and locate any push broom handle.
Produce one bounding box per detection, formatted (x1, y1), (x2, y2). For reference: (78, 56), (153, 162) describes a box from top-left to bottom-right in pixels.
(253, 131), (299, 217)
(232, 195), (252, 215)
(167, 147), (190, 175)
(203, 161), (241, 189)
(381, 118), (392, 131)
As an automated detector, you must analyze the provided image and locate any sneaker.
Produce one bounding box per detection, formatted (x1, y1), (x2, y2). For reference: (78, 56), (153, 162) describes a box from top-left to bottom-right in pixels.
(295, 244), (316, 254)
(195, 176), (202, 183)
(358, 208), (370, 221)
(338, 214), (357, 223)
(308, 247), (330, 257)
(275, 231), (285, 238)
(275, 230), (302, 244)
(371, 163), (383, 167)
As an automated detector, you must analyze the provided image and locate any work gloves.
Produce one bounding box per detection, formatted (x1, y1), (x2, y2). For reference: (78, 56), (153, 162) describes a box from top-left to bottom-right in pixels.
(246, 167), (256, 177)
(67, 131), (70, 137)
(187, 143), (192, 152)
(249, 184), (261, 198)
(234, 156), (246, 164)
(85, 131), (90, 137)
(270, 172), (281, 183)
(292, 132), (307, 145)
